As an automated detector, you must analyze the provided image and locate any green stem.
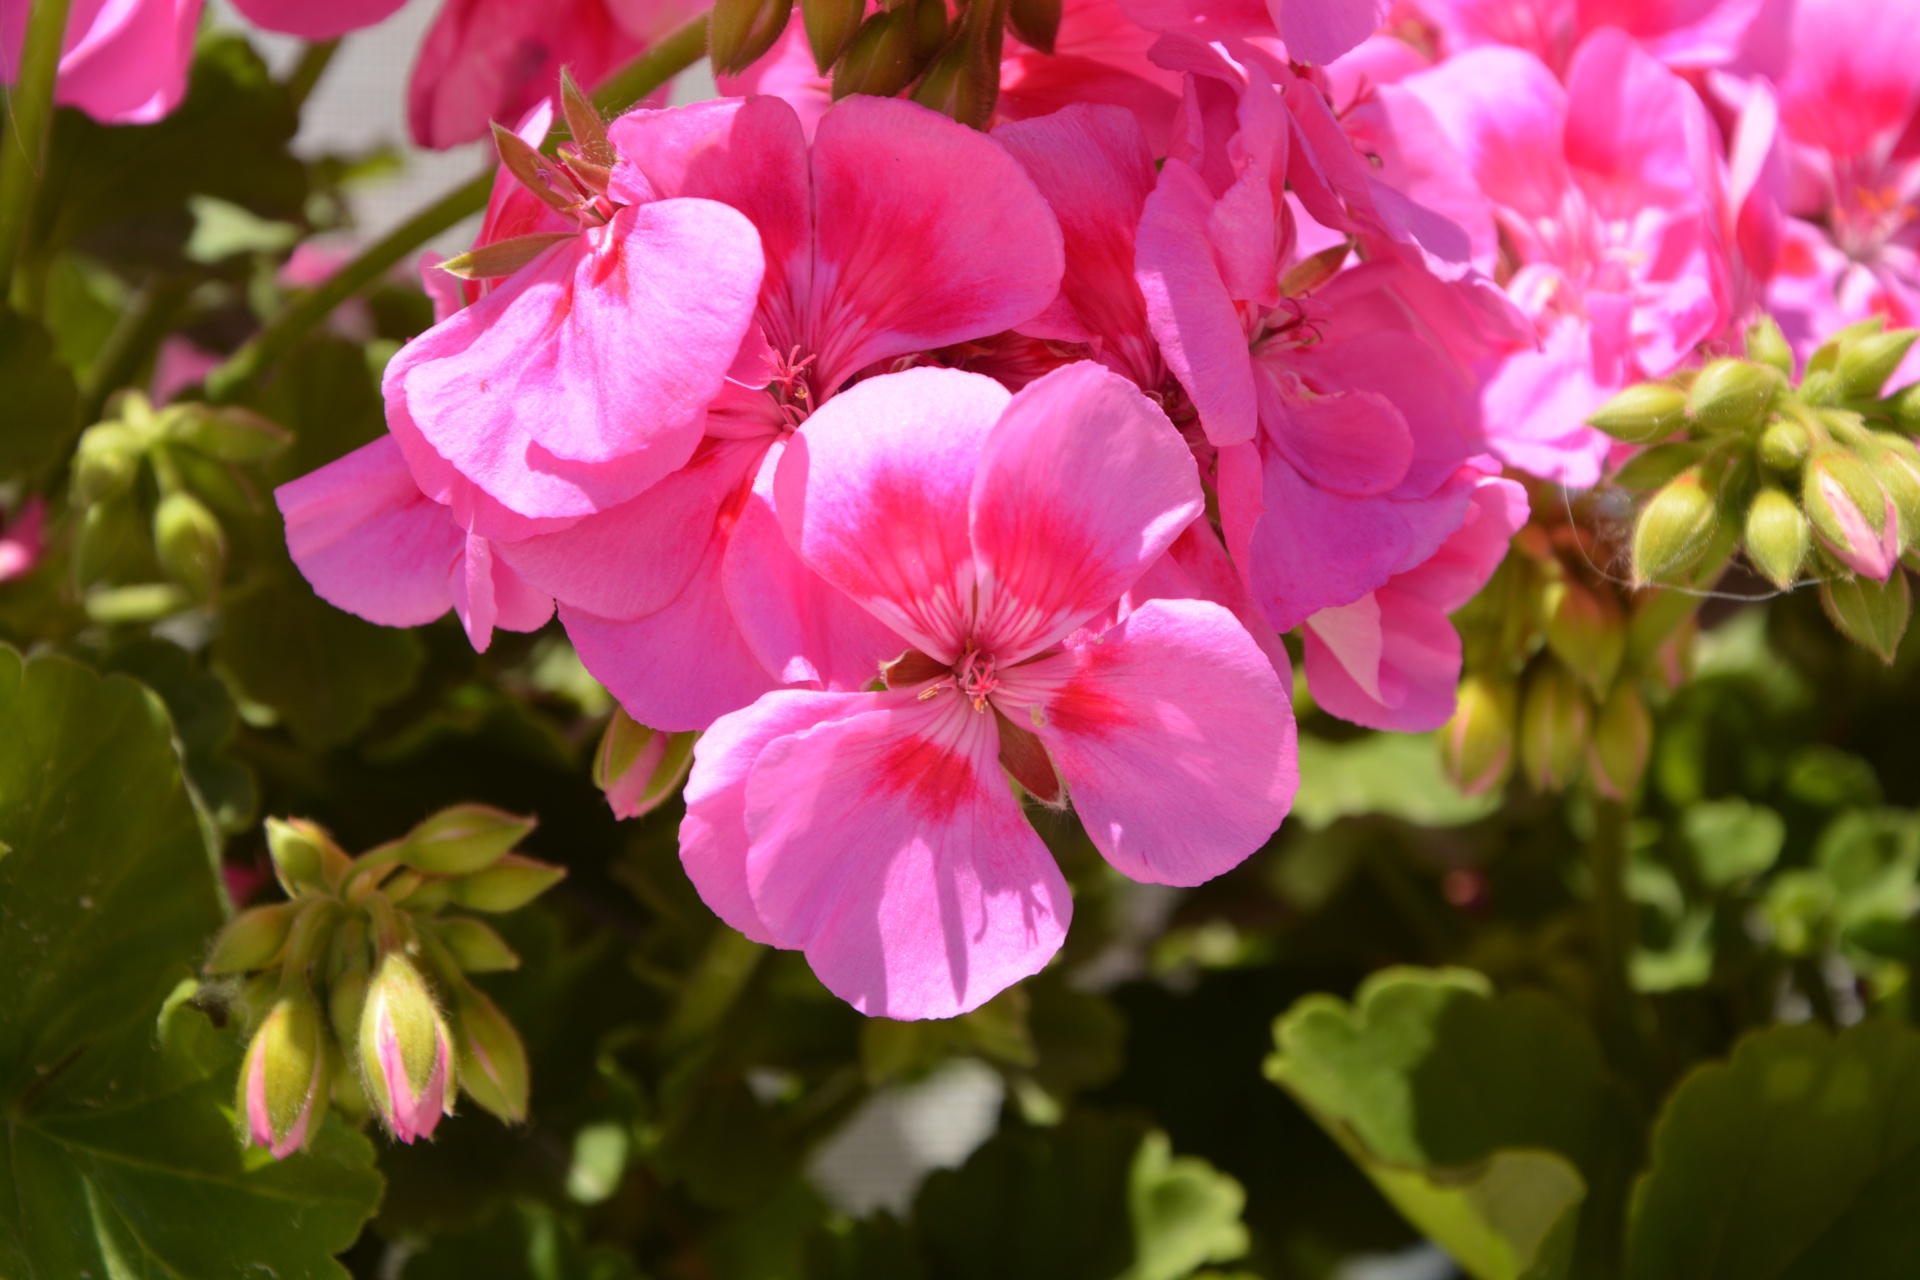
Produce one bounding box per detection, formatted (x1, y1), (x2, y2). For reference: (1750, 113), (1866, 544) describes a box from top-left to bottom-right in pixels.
(285, 38), (340, 113)
(79, 276), (192, 424)
(0, 0), (75, 300)
(204, 14), (710, 402)
(1590, 799), (1653, 1090)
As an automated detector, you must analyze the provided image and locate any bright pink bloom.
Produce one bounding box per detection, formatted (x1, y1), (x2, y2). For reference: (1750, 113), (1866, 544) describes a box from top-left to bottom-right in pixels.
(498, 94), (1065, 731)
(151, 337), (221, 403)
(408, 0), (695, 150)
(999, 0), (1185, 153)
(0, 496), (46, 583)
(230, 0), (406, 40)
(276, 435), (552, 652)
(1303, 470), (1527, 730)
(1, 0), (200, 124)
(1120, 0), (1390, 66)
(681, 362), (1296, 1018)
(1412, 0), (1768, 76)
(1403, 29), (1736, 485)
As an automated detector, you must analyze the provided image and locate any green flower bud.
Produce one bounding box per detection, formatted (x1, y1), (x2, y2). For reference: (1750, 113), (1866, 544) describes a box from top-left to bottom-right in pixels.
(1819, 570), (1912, 664)
(594, 710), (697, 820)
(70, 423), (145, 506)
(1864, 432), (1920, 549)
(1803, 447), (1899, 579)
(1808, 316), (1886, 376)
(239, 990), (330, 1159)
(1686, 358), (1779, 432)
(1742, 484), (1811, 589)
(1757, 418), (1811, 473)
(1746, 315), (1795, 375)
(1885, 381), (1920, 433)
(1588, 683), (1652, 801)
(1632, 466), (1720, 586)
(83, 583), (191, 624)
(1519, 663), (1591, 794)
(1543, 579), (1625, 693)
(1588, 382), (1688, 442)
(449, 984), (530, 1125)
(205, 901), (297, 974)
(398, 803), (536, 876)
(833, 8), (920, 99)
(801, 0), (864, 71)
(152, 490), (225, 605)
(1834, 328), (1918, 401)
(358, 952), (456, 1144)
(1008, 0), (1063, 53)
(447, 854), (567, 913)
(159, 403), (291, 463)
(265, 817), (352, 895)
(431, 916), (520, 972)
(708, 0), (793, 74)
(1439, 676), (1515, 797)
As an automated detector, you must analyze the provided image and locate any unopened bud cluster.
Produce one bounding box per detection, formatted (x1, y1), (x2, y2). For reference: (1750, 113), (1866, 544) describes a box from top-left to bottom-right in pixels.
(1595, 316), (1917, 662)
(207, 805), (563, 1158)
(69, 392), (289, 622)
(1440, 496), (1688, 801)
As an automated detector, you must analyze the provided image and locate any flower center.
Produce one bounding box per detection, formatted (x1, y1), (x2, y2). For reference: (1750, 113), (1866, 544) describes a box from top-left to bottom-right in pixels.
(765, 345), (819, 428)
(954, 648), (1000, 711)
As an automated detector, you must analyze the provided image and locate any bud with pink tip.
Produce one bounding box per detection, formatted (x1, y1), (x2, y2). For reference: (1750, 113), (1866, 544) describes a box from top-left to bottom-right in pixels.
(592, 710), (697, 820)
(239, 991), (330, 1159)
(358, 952), (456, 1144)
(1803, 448), (1901, 581)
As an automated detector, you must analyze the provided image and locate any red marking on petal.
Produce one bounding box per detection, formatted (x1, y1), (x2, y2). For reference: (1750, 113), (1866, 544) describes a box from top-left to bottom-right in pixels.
(871, 733), (976, 821)
(1046, 665), (1131, 741)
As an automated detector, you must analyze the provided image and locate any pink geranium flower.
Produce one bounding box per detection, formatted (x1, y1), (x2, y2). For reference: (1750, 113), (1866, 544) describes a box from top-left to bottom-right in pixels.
(1411, 0), (1769, 77)
(1403, 28), (1738, 485)
(1119, 0), (1390, 66)
(0, 496), (46, 584)
(230, 0), (406, 40)
(1, 0), (199, 124)
(496, 93), (1065, 731)
(681, 362), (1297, 1019)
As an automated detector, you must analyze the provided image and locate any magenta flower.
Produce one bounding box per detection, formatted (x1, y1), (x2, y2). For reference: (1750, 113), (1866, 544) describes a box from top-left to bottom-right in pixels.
(1119, 0), (1391, 67)
(0, 0), (199, 124)
(0, 496), (45, 584)
(496, 93), (1065, 731)
(681, 362), (1296, 1018)
(1412, 0), (1769, 77)
(230, 0), (406, 40)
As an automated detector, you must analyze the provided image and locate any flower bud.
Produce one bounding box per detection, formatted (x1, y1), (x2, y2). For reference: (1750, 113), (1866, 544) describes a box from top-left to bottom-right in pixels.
(206, 901), (297, 974)
(397, 803), (536, 875)
(1742, 484), (1811, 589)
(239, 991), (330, 1159)
(1757, 418), (1810, 474)
(1803, 447), (1900, 580)
(1746, 315), (1795, 375)
(1808, 316), (1886, 376)
(448, 854), (567, 913)
(833, 6), (921, 100)
(594, 711), (697, 820)
(1587, 382), (1688, 443)
(1439, 676), (1515, 797)
(266, 817), (351, 895)
(1588, 683), (1652, 801)
(70, 423), (145, 506)
(1885, 381), (1920, 433)
(358, 953), (456, 1144)
(1543, 578), (1624, 693)
(910, 0), (1002, 128)
(160, 403), (291, 463)
(1819, 570), (1911, 665)
(1686, 358), (1777, 432)
(432, 916), (520, 972)
(1008, 0), (1063, 53)
(1864, 432), (1920, 549)
(1632, 466), (1720, 586)
(801, 0), (864, 71)
(1834, 328), (1917, 401)
(1519, 664), (1591, 794)
(449, 984), (530, 1124)
(708, 0), (793, 74)
(152, 490), (225, 605)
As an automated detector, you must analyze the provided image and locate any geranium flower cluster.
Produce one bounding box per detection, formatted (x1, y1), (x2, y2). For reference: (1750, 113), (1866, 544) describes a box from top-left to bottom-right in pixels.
(13, 0), (1863, 1020)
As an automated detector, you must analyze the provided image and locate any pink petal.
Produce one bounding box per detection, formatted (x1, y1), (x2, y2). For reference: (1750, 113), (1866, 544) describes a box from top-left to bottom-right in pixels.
(996, 598), (1296, 886)
(11, 0), (200, 124)
(276, 437), (465, 629)
(1403, 47), (1571, 223)
(496, 436), (764, 619)
(230, 0), (405, 39)
(1130, 519), (1294, 684)
(1389, 473), (1529, 611)
(1261, 380), (1415, 498)
(775, 368), (1010, 662)
(562, 533), (781, 732)
(1304, 588), (1463, 732)
(1578, 0), (1769, 70)
(743, 692), (1072, 1019)
(447, 533), (553, 653)
(723, 440), (904, 691)
(390, 198), (762, 522)
(1479, 318), (1611, 487)
(1137, 158), (1259, 444)
(1776, 0), (1920, 161)
(804, 95), (1065, 392)
(681, 690), (881, 945)
(969, 362), (1204, 661)
(1563, 27), (1706, 221)
(1274, 0), (1391, 65)
(994, 104), (1162, 385)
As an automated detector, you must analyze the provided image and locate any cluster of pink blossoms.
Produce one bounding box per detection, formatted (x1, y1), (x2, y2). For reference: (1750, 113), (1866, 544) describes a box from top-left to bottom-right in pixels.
(32, 0), (1890, 1017)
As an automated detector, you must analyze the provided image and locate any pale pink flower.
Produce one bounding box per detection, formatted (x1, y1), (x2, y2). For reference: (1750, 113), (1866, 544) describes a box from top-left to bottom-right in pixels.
(0, 496), (46, 584)
(1303, 469), (1528, 730)
(496, 94), (1065, 732)
(1403, 28), (1738, 485)
(1412, 0), (1769, 77)
(0, 0), (200, 124)
(681, 362), (1296, 1019)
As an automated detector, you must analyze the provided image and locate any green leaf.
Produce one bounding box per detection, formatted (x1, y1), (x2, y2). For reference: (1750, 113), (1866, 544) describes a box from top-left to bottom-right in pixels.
(1124, 1130), (1250, 1280)
(1624, 1020), (1920, 1280)
(1291, 733), (1500, 830)
(1682, 799), (1785, 889)
(99, 636), (257, 834)
(0, 309), (79, 478)
(1265, 968), (1632, 1280)
(215, 567), (424, 749)
(0, 646), (381, 1277)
